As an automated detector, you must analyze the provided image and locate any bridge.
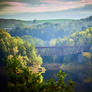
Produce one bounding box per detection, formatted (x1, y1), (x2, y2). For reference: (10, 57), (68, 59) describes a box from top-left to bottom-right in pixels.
(36, 46), (85, 56)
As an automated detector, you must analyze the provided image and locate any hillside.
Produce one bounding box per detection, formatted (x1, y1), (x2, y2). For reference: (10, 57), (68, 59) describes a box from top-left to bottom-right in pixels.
(0, 16), (92, 46)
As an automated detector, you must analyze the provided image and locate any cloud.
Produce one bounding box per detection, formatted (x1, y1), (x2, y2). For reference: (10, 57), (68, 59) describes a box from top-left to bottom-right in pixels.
(0, 0), (92, 15)
(0, 4), (92, 20)
(62, 0), (81, 1)
(73, 4), (92, 11)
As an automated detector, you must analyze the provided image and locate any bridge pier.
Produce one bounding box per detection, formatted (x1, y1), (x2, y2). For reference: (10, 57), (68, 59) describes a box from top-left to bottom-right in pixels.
(78, 52), (83, 63)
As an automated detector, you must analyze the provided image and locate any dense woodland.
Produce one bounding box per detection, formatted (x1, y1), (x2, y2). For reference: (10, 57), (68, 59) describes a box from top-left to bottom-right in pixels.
(0, 16), (92, 46)
(0, 16), (92, 92)
(42, 27), (92, 64)
(0, 29), (75, 92)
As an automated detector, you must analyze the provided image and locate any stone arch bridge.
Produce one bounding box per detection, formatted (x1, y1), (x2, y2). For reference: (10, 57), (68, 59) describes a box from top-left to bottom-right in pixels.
(36, 46), (85, 56)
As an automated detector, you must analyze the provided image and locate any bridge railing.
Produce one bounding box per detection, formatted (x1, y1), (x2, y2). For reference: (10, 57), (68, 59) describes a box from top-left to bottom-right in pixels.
(36, 46), (85, 56)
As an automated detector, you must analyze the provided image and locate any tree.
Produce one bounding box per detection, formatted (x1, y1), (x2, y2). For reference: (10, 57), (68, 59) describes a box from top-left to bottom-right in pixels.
(82, 52), (92, 65)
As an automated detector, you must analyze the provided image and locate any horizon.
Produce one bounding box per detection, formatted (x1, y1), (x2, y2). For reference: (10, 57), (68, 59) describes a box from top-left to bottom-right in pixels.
(0, 15), (91, 21)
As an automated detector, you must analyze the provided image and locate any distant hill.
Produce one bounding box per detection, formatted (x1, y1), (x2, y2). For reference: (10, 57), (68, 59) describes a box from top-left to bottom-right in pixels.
(0, 18), (75, 28)
(81, 16), (92, 21)
(0, 19), (32, 28)
(0, 16), (92, 45)
(37, 19), (74, 23)
(0, 15), (92, 28)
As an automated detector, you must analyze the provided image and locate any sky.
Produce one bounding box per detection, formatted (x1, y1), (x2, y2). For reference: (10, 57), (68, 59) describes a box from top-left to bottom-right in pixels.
(0, 0), (92, 20)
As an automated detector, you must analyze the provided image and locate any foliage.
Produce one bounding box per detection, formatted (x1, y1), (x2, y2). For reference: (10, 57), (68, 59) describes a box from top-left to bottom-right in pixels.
(0, 29), (75, 92)
(82, 52), (92, 65)
(50, 39), (57, 46)
(0, 29), (42, 67)
(56, 27), (92, 46)
(82, 52), (91, 59)
(1, 16), (92, 44)
(21, 35), (44, 46)
(6, 56), (75, 92)
(53, 27), (92, 64)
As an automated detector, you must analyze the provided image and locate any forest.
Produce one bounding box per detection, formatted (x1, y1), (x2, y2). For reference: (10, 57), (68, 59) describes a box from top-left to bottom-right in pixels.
(0, 16), (92, 46)
(0, 29), (75, 92)
(0, 16), (92, 92)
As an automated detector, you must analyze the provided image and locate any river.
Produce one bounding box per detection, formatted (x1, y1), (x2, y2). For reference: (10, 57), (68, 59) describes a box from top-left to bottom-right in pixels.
(42, 63), (92, 92)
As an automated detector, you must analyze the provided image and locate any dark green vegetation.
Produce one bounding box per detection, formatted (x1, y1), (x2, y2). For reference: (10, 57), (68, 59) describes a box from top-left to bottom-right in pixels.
(0, 16), (92, 92)
(41, 27), (92, 65)
(0, 29), (42, 66)
(55, 27), (92, 46)
(0, 30), (75, 92)
(54, 27), (92, 65)
(0, 16), (92, 46)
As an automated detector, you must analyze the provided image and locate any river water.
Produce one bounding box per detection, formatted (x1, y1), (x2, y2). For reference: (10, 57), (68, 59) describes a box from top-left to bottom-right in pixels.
(42, 63), (92, 92)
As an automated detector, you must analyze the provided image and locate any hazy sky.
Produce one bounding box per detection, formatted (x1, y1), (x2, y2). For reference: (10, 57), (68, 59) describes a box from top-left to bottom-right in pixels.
(0, 0), (92, 20)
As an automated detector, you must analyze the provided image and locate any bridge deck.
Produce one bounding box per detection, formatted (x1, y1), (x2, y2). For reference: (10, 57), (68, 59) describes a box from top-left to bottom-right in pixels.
(36, 46), (84, 56)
